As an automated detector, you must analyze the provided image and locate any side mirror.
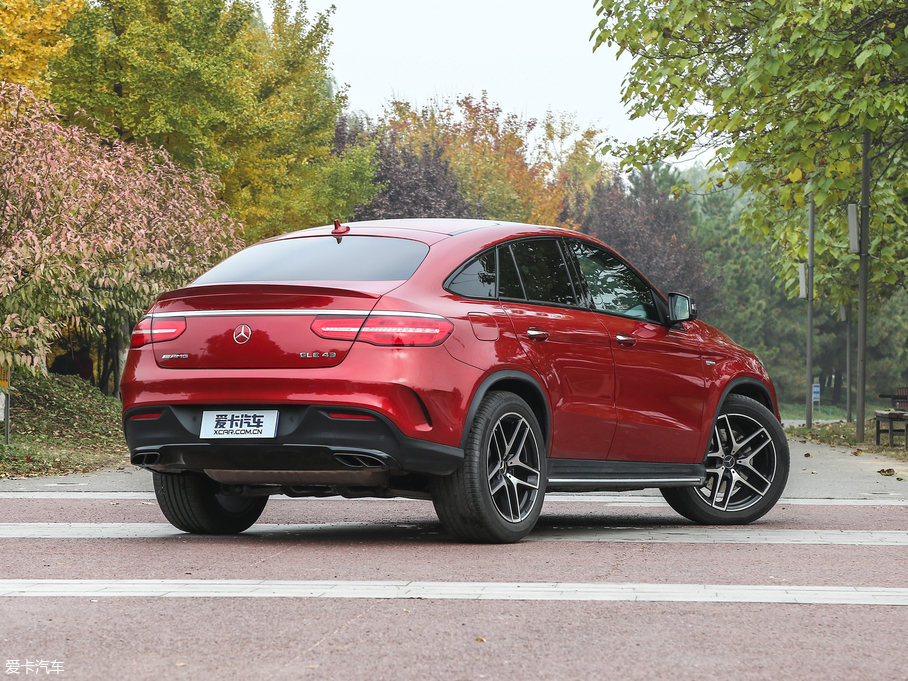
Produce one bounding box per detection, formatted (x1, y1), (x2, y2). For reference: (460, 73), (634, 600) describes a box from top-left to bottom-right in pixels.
(668, 292), (697, 324)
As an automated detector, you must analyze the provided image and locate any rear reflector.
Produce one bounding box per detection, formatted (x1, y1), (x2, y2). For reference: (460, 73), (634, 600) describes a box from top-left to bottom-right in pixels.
(327, 412), (376, 420)
(129, 412), (162, 420)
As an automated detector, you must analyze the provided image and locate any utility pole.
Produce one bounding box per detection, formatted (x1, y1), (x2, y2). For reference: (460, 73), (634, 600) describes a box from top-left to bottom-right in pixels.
(856, 131), (871, 442)
(805, 198), (815, 428)
(846, 304), (853, 423)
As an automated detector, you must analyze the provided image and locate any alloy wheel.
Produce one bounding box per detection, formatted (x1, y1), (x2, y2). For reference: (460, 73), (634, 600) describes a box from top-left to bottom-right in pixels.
(696, 411), (778, 512)
(486, 412), (541, 523)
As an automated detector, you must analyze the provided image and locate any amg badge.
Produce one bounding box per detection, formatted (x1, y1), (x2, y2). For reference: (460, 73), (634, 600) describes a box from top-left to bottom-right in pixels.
(300, 351), (337, 358)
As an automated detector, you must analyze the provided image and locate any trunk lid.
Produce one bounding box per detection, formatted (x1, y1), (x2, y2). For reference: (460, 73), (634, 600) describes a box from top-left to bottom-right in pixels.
(150, 283), (387, 369)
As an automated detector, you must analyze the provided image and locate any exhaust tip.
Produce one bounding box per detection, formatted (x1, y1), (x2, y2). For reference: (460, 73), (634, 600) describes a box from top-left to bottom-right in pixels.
(131, 452), (161, 467)
(333, 453), (386, 469)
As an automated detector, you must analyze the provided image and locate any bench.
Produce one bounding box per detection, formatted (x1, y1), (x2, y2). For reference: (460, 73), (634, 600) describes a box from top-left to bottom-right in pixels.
(874, 410), (908, 448)
(879, 387), (908, 410)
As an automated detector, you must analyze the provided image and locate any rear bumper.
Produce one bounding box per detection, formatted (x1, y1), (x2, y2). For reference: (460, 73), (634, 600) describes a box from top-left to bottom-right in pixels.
(124, 404), (464, 483)
(120, 342), (483, 449)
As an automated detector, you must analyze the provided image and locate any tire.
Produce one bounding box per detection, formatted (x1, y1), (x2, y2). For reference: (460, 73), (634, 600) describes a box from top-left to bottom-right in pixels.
(661, 394), (790, 525)
(153, 471), (268, 534)
(432, 391), (546, 543)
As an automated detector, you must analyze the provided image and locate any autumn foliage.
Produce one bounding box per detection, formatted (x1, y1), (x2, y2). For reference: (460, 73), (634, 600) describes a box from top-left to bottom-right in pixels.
(360, 94), (609, 230)
(0, 0), (83, 93)
(0, 83), (242, 370)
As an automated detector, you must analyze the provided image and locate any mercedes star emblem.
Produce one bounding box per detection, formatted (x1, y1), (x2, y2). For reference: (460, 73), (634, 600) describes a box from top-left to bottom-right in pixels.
(233, 324), (252, 345)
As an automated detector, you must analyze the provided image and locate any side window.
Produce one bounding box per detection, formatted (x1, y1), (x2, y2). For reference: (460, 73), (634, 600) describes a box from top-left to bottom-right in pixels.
(447, 250), (496, 299)
(497, 245), (525, 300)
(509, 239), (577, 306)
(568, 240), (659, 321)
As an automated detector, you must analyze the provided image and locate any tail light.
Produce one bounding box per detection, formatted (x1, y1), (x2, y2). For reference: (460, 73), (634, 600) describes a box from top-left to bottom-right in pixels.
(311, 314), (454, 347)
(130, 316), (187, 348)
(311, 316), (366, 341)
(357, 315), (453, 347)
(131, 318), (153, 348)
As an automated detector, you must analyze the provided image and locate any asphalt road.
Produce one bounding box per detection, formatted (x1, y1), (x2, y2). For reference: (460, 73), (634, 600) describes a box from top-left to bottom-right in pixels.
(1, 437), (906, 680)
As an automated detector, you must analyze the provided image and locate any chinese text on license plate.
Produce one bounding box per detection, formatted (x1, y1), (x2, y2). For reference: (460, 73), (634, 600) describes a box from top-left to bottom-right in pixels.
(200, 411), (278, 439)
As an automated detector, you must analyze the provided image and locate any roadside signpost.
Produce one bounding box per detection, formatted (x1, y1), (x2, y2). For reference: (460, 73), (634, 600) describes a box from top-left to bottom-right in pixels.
(0, 363), (9, 445)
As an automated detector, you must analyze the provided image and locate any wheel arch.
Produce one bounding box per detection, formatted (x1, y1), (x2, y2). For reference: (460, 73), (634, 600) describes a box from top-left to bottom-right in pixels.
(460, 370), (551, 452)
(695, 378), (777, 463)
(720, 378), (775, 415)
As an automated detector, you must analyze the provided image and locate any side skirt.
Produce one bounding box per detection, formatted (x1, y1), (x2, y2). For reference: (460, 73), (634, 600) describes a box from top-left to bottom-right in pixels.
(546, 459), (706, 493)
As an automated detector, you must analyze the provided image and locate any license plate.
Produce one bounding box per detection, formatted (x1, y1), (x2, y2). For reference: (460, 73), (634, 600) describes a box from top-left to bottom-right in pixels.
(200, 410), (279, 439)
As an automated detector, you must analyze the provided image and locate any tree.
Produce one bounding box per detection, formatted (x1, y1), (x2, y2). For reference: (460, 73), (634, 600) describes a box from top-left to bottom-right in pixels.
(0, 84), (241, 375)
(580, 167), (721, 315)
(686, 170), (807, 402)
(48, 0), (377, 242)
(380, 95), (609, 228)
(343, 117), (483, 220)
(591, 0), (908, 306)
(49, 0), (256, 169)
(217, 1), (378, 241)
(0, 0), (83, 93)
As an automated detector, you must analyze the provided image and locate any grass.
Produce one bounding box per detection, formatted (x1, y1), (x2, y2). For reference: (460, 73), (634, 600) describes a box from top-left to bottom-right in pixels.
(785, 418), (908, 464)
(778, 402), (856, 422)
(0, 371), (129, 479)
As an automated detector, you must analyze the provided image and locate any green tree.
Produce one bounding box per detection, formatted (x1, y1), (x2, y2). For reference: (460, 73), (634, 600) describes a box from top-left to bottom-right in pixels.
(218, 1), (377, 241)
(592, 0), (908, 306)
(49, 0), (377, 242)
(49, 0), (256, 169)
(686, 171), (806, 402)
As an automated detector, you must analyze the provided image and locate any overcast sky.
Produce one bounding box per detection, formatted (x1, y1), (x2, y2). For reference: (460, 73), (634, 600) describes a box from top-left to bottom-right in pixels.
(258, 0), (664, 149)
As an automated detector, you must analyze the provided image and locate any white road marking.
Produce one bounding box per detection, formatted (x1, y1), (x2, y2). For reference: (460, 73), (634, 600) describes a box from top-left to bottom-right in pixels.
(528, 527), (908, 545)
(0, 579), (905, 605)
(1, 523), (907, 545)
(1, 492), (907, 505)
(0, 492), (158, 499)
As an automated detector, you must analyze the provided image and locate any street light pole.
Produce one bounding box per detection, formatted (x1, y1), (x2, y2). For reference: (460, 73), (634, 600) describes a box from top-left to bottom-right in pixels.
(846, 303), (853, 423)
(856, 130), (871, 441)
(806, 198), (815, 428)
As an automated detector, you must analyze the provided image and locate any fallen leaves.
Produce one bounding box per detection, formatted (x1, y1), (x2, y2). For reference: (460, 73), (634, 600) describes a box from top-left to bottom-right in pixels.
(878, 468), (896, 476)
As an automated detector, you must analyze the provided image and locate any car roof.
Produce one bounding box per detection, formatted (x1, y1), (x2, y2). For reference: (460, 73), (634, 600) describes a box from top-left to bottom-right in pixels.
(277, 218), (577, 240)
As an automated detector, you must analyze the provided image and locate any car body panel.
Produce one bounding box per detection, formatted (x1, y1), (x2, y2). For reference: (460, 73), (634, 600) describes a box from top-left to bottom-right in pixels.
(121, 218), (781, 497)
(501, 301), (617, 459)
(597, 314), (707, 464)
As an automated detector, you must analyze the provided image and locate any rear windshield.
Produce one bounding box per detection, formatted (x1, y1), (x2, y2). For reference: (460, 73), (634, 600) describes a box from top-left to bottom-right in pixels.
(193, 236), (431, 284)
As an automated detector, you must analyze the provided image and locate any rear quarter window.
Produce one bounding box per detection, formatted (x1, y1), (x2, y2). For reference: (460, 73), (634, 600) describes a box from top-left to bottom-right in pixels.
(446, 250), (497, 298)
(193, 236), (431, 284)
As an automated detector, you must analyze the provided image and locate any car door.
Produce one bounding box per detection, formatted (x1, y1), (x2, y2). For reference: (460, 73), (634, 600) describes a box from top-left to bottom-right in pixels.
(565, 238), (708, 464)
(498, 238), (617, 459)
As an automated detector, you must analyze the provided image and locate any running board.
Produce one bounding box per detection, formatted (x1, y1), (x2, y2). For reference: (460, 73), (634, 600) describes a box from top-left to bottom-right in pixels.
(546, 459), (706, 492)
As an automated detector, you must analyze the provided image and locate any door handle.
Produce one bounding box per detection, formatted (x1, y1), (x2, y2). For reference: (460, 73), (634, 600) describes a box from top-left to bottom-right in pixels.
(527, 327), (549, 341)
(615, 334), (636, 347)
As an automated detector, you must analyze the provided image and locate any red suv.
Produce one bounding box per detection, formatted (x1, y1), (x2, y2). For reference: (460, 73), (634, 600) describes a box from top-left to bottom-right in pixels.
(122, 219), (789, 543)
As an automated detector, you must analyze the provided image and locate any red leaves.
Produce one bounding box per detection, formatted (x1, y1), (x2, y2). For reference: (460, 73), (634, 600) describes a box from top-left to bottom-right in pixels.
(0, 83), (243, 369)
